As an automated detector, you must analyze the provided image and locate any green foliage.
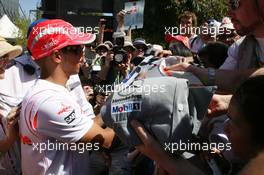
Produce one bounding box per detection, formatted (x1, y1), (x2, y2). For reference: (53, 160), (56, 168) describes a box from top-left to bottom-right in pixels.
(13, 14), (32, 47)
(132, 0), (228, 45)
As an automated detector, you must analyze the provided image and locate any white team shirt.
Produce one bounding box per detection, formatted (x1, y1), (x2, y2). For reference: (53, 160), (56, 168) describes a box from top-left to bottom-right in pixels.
(67, 75), (95, 119)
(0, 54), (95, 174)
(20, 79), (94, 175)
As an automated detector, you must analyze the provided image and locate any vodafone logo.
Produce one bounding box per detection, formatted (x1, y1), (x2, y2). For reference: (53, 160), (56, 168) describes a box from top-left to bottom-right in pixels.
(112, 101), (141, 114)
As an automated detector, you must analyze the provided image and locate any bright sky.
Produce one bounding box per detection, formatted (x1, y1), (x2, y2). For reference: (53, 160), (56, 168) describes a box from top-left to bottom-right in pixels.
(19, 0), (39, 18)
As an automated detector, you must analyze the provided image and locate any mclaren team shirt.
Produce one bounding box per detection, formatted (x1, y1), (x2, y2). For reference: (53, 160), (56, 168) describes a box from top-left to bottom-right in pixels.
(20, 79), (94, 175)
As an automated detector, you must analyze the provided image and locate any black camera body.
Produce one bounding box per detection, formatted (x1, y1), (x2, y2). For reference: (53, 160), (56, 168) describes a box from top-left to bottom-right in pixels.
(112, 32), (128, 65)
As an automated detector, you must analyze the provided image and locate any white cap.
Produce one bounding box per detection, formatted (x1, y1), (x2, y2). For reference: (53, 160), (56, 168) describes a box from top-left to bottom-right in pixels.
(220, 17), (234, 30)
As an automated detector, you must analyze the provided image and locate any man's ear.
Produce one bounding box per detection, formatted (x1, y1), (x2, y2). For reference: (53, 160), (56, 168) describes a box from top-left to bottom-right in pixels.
(51, 50), (62, 63)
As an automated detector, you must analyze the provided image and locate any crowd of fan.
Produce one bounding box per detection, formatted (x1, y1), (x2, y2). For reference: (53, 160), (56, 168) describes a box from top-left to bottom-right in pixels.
(80, 10), (237, 117)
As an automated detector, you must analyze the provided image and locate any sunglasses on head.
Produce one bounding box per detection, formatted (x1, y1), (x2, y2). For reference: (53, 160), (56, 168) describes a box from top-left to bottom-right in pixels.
(229, 0), (240, 10)
(61, 45), (84, 55)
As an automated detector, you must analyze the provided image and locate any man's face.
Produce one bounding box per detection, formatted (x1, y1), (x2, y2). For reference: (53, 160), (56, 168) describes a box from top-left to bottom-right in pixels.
(97, 47), (108, 57)
(225, 99), (254, 160)
(133, 44), (145, 57)
(181, 17), (193, 28)
(60, 45), (85, 76)
(124, 46), (135, 61)
(228, 0), (262, 35)
(180, 17), (193, 36)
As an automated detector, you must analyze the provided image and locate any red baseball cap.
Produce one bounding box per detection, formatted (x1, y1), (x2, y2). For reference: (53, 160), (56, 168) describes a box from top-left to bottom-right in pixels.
(27, 19), (96, 60)
(165, 34), (190, 49)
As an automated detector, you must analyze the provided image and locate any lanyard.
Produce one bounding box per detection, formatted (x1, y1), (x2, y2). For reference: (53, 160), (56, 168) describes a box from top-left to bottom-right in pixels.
(121, 55), (157, 89)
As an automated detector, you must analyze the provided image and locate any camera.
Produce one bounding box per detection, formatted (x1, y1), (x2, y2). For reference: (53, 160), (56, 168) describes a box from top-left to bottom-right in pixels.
(112, 32), (128, 64)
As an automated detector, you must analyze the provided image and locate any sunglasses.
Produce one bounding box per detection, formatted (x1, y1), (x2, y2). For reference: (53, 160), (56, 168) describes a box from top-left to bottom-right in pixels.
(135, 45), (147, 51)
(229, 0), (240, 10)
(61, 45), (85, 55)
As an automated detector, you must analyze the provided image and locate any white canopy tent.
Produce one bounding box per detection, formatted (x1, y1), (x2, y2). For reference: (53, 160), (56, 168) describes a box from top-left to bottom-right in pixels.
(0, 14), (20, 39)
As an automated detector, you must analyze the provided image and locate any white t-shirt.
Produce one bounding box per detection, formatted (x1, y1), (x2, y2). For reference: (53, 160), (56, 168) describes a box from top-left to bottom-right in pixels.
(220, 36), (264, 70)
(0, 54), (95, 174)
(189, 35), (205, 54)
(20, 79), (94, 175)
(67, 75), (95, 119)
(0, 55), (38, 175)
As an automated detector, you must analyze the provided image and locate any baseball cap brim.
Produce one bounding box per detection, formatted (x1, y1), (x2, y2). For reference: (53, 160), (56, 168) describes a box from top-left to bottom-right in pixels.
(0, 38), (22, 60)
(68, 32), (96, 46)
(133, 39), (148, 50)
(95, 43), (110, 52)
(165, 34), (190, 49)
(124, 41), (136, 51)
(220, 23), (235, 30)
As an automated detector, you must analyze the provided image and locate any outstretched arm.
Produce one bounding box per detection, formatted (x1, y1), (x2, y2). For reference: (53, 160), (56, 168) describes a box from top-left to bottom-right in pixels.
(165, 63), (258, 93)
(131, 120), (205, 175)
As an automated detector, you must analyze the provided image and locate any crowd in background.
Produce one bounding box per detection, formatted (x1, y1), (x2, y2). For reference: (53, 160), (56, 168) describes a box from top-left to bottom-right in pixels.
(0, 0), (264, 174)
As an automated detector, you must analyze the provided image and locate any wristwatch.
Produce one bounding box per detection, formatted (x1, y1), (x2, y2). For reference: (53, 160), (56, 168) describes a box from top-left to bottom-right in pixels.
(208, 68), (216, 85)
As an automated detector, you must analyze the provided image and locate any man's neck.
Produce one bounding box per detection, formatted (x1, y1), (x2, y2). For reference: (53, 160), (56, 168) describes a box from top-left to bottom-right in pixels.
(45, 76), (68, 87)
(41, 68), (69, 87)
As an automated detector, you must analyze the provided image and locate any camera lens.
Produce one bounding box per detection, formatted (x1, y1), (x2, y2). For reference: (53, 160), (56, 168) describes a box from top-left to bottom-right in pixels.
(115, 53), (123, 63)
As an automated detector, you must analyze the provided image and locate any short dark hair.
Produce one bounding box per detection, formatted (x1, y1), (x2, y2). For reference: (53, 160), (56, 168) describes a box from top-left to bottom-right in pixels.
(232, 75), (264, 150)
(198, 42), (228, 68)
(169, 41), (192, 57)
(178, 11), (197, 27)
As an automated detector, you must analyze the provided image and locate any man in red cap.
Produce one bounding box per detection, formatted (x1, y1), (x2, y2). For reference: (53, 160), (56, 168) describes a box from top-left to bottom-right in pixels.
(20, 19), (115, 175)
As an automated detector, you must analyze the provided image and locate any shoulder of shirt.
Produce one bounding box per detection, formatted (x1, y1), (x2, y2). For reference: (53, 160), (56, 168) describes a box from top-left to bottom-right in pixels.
(14, 54), (31, 64)
(228, 36), (246, 51)
(14, 54), (39, 69)
(26, 81), (67, 99)
(234, 36), (246, 46)
(67, 74), (81, 84)
(67, 74), (82, 91)
(189, 34), (198, 41)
